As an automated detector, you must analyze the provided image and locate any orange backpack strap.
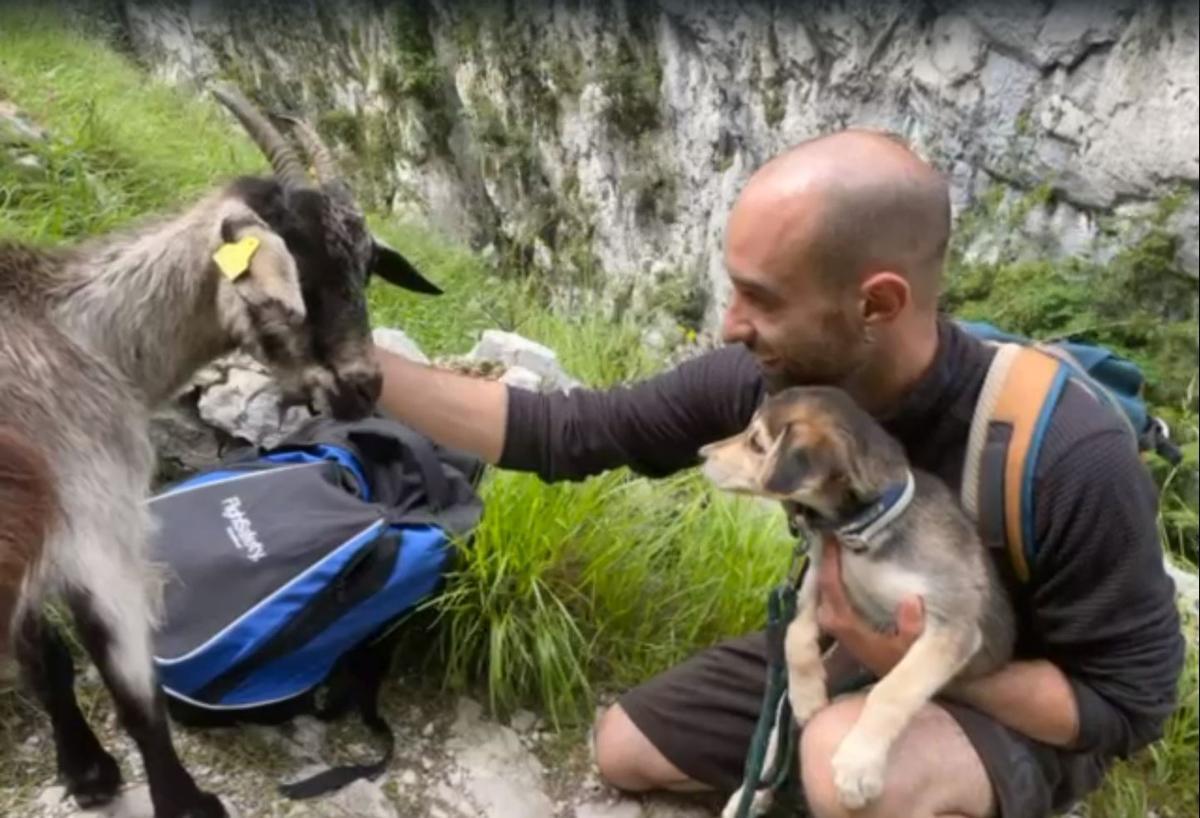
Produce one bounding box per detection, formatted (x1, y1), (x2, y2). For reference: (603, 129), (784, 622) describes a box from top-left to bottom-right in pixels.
(962, 343), (1071, 583)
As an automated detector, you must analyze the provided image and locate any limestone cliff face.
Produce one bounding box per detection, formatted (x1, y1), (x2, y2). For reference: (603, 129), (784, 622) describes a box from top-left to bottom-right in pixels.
(109, 0), (1198, 325)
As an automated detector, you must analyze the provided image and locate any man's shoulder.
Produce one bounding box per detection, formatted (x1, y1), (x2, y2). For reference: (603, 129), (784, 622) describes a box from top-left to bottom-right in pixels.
(1030, 377), (1159, 550)
(1039, 378), (1146, 473)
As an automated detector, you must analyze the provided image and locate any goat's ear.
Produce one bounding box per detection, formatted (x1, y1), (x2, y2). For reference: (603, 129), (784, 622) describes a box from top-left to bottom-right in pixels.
(372, 236), (442, 295)
(218, 218), (306, 320)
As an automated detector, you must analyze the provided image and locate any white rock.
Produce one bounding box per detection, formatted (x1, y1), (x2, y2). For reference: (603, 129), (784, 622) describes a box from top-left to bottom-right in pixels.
(1165, 558), (1200, 615)
(468, 330), (580, 393)
(286, 715), (328, 761)
(444, 696), (556, 818)
(641, 797), (718, 818)
(194, 354), (311, 448)
(66, 785), (153, 818)
(509, 709), (539, 733)
(575, 801), (644, 818)
(321, 772), (400, 815)
(498, 364), (545, 392)
(36, 786), (66, 809)
(373, 327), (430, 365)
(469, 329), (556, 367)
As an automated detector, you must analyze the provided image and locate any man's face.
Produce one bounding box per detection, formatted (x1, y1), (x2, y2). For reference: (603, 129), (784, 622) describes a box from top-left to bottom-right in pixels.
(720, 198), (872, 393)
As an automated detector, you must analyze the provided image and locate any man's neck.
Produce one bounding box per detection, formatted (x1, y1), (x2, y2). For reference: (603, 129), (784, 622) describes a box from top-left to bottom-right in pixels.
(846, 315), (940, 416)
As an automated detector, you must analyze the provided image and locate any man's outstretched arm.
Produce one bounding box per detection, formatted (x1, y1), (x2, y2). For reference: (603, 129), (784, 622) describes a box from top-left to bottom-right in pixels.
(374, 342), (766, 482)
(376, 348), (510, 464)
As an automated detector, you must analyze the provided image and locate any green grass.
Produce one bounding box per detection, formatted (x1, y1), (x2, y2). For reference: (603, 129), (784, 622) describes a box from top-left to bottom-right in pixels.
(421, 468), (792, 728)
(1, 9), (1198, 816)
(0, 7), (267, 243)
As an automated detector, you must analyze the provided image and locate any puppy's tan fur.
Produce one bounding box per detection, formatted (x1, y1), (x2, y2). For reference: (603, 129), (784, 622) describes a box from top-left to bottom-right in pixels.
(701, 386), (1015, 813)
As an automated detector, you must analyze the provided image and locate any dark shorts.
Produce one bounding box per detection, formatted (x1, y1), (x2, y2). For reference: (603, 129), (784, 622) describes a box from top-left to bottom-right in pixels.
(619, 632), (1109, 818)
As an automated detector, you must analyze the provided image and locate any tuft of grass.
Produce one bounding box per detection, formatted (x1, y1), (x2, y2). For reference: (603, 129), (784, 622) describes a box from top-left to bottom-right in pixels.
(423, 468), (792, 728)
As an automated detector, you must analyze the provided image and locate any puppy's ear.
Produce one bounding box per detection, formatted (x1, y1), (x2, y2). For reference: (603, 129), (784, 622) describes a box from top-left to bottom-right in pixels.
(830, 401), (907, 497)
(763, 429), (811, 496)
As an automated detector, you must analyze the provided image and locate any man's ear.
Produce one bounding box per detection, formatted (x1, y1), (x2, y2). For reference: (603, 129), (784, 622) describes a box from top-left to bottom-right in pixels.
(859, 271), (909, 325)
(762, 429), (812, 496)
(372, 236), (442, 295)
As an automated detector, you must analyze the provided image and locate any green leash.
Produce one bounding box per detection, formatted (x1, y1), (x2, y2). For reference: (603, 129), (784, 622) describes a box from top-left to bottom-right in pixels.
(731, 537), (875, 818)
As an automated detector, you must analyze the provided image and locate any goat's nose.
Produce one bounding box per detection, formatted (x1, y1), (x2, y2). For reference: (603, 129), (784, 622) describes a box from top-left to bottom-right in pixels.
(328, 368), (383, 420)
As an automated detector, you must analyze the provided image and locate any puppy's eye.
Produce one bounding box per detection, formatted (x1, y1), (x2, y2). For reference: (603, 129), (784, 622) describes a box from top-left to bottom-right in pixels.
(747, 434), (766, 454)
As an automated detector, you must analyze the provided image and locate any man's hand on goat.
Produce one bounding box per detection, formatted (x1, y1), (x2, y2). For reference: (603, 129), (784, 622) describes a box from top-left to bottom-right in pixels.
(816, 538), (925, 678)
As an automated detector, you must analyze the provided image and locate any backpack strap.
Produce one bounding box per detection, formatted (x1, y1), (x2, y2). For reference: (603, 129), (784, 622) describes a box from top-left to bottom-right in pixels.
(962, 343), (1070, 584)
(277, 625), (400, 799)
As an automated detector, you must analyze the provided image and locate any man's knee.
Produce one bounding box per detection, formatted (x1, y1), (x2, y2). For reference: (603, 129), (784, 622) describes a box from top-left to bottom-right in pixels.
(593, 703), (703, 793)
(594, 703), (655, 791)
(798, 696), (993, 818)
(800, 696), (870, 818)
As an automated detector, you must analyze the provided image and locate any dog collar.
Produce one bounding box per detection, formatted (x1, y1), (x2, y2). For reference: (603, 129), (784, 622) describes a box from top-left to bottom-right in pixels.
(793, 470), (916, 552)
(836, 469), (916, 543)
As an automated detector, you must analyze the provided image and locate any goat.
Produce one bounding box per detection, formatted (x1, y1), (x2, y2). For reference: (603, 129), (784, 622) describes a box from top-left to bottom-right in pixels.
(0, 84), (439, 818)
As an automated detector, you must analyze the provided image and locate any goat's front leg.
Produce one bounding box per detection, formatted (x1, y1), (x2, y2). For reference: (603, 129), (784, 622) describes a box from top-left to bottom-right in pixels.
(67, 586), (227, 818)
(14, 612), (124, 806)
(831, 623), (979, 810)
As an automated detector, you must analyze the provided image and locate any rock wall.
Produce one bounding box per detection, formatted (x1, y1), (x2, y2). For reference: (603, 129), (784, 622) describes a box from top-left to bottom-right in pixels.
(94, 0), (1198, 325)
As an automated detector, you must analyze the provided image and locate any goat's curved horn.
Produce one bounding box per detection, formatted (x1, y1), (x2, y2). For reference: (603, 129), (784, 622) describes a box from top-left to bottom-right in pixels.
(274, 113), (341, 187)
(211, 83), (310, 189)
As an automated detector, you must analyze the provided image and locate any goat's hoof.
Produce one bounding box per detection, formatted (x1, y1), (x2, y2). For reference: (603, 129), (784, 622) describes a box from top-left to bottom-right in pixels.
(64, 751), (123, 807)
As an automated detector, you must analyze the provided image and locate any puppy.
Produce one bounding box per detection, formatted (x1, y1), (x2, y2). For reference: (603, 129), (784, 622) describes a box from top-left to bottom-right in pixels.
(700, 385), (1015, 812)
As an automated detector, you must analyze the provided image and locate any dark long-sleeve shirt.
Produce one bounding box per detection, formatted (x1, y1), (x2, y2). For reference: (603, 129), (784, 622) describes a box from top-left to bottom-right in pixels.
(498, 316), (1186, 761)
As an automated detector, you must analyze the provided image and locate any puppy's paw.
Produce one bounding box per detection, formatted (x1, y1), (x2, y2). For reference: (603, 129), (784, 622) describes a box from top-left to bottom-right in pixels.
(831, 731), (888, 810)
(787, 674), (827, 724)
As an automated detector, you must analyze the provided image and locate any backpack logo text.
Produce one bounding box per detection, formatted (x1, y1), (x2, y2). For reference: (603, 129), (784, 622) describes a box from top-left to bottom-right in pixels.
(221, 496), (266, 563)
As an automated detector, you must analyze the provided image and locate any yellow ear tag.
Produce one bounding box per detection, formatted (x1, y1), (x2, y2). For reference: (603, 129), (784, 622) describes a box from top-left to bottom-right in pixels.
(213, 236), (261, 281)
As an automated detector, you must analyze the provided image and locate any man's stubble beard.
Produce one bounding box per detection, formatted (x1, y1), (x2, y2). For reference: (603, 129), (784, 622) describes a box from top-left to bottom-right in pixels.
(761, 320), (874, 396)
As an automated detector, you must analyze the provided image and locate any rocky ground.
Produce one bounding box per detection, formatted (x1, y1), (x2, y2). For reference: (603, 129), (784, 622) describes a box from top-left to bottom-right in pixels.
(2, 663), (723, 818)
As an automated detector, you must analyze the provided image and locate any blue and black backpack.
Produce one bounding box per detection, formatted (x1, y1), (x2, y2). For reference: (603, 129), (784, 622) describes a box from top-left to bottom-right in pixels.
(147, 415), (485, 799)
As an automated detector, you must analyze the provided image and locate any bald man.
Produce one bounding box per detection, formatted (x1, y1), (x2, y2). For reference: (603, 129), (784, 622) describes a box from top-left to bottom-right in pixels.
(374, 130), (1183, 818)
